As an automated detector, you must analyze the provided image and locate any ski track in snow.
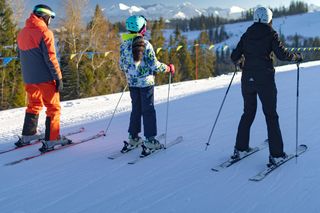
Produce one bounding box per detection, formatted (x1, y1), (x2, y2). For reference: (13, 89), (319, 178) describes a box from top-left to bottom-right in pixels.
(0, 61), (320, 212)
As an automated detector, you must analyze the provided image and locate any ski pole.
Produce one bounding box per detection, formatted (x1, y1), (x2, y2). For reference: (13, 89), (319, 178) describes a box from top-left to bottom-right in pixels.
(164, 72), (172, 148)
(295, 63), (300, 160)
(104, 84), (128, 135)
(205, 65), (238, 150)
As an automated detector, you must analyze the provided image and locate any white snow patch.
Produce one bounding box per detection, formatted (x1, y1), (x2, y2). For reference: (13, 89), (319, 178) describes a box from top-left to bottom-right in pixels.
(119, 3), (130, 11)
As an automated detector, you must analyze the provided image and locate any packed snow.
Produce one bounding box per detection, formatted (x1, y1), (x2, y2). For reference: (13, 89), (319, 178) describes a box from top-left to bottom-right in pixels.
(0, 61), (319, 212)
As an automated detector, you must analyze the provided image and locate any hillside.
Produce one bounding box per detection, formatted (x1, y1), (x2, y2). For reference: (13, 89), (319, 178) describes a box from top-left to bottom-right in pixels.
(163, 11), (320, 49)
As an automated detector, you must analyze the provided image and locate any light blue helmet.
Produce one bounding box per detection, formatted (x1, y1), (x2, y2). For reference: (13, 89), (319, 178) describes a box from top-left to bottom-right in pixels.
(125, 15), (147, 33)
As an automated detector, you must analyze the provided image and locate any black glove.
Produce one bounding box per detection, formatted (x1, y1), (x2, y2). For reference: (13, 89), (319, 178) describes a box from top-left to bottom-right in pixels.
(233, 58), (244, 69)
(294, 53), (303, 63)
(55, 79), (63, 92)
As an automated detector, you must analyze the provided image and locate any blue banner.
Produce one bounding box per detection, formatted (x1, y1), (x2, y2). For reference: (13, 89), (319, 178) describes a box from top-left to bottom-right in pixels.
(0, 57), (17, 67)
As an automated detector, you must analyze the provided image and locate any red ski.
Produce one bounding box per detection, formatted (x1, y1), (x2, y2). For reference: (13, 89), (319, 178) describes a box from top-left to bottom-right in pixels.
(4, 130), (104, 166)
(0, 127), (85, 155)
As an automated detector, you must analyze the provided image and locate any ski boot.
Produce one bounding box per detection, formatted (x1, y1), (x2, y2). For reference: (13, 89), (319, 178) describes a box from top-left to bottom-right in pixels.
(141, 137), (164, 157)
(231, 147), (253, 160)
(267, 153), (288, 167)
(39, 136), (72, 153)
(121, 135), (143, 153)
(15, 133), (44, 147)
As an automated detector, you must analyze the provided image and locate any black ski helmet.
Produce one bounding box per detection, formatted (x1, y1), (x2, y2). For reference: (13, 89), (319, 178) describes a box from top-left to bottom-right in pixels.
(33, 4), (56, 19)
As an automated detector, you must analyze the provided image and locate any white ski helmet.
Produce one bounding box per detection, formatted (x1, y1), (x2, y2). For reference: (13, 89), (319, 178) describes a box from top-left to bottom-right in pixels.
(253, 7), (273, 24)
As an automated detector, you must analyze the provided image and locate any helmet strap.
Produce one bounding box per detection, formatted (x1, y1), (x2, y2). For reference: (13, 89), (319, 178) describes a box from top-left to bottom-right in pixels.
(41, 16), (51, 26)
(139, 25), (147, 36)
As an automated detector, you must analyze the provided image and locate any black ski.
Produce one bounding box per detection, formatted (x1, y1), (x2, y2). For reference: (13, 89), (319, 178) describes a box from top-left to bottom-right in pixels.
(4, 130), (104, 166)
(249, 144), (307, 181)
(127, 136), (183, 165)
(212, 139), (268, 172)
(107, 133), (166, 160)
(0, 127), (85, 155)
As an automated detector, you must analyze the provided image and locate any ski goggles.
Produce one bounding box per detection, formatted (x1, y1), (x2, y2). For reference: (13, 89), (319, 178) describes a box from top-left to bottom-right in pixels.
(138, 15), (147, 35)
(34, 8), (56, 19)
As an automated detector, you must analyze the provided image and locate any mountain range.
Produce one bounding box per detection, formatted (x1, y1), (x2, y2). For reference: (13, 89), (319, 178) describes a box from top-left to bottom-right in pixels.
(105, 2), (246, 22)
(24, 1), (320, 23)
(24, 1), (247, 23)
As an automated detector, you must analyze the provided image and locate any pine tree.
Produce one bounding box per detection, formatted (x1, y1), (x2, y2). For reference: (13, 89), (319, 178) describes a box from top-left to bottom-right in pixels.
(57, 0), (89, 99)
(0, 0), (23, 110)
(174, 25), (182, 44)
(84, 4), (123, 97)
(150, 18), (170, 85)
(208, 29), (214, 43)
(0, 0), (15, 46)
(196, 31), (216, 79)
(293, 33), (301, 48)
(58, 3), (125, 100)
(176, 37), (194, 81)
(166, 49), (181, 83)
(150, 18), (165, 48)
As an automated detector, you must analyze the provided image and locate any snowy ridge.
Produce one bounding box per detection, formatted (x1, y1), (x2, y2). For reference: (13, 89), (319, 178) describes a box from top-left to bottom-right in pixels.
(0, 61), (320, 212)
(106, 2), (246, 22)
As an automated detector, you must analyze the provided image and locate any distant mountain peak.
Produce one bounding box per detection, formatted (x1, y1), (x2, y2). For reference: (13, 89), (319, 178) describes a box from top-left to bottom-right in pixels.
(229, 6), (245, 14)
(119, 3), (129, 11)
(130, 6), (144, 13)
(182, 2), (193, 6)
(173, 12), (187, 19)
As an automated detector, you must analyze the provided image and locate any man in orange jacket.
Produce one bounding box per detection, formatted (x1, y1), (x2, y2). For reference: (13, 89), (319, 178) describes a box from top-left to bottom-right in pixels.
(16, 4), (71, 152)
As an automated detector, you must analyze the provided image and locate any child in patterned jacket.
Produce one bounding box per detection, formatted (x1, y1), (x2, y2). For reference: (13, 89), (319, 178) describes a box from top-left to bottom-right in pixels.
(119, 15), (174, 156)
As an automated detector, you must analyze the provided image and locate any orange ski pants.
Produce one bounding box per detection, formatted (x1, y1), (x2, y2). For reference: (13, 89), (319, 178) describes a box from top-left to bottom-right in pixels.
(25, 81), (61, 141)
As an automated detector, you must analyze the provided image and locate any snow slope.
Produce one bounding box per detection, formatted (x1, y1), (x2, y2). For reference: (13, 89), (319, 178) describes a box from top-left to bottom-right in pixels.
(1, 61), (320, 212)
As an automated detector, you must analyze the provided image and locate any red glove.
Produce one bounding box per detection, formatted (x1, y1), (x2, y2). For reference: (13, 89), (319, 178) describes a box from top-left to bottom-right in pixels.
(168, 64), (175, 75)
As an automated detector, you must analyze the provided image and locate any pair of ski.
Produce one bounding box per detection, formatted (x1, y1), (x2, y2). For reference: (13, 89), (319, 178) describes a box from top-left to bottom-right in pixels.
(4, 128), (106, 166)
(211, 139), (307, 181)
(0, 127), (85, 155)
(108, 134), (183, 165)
